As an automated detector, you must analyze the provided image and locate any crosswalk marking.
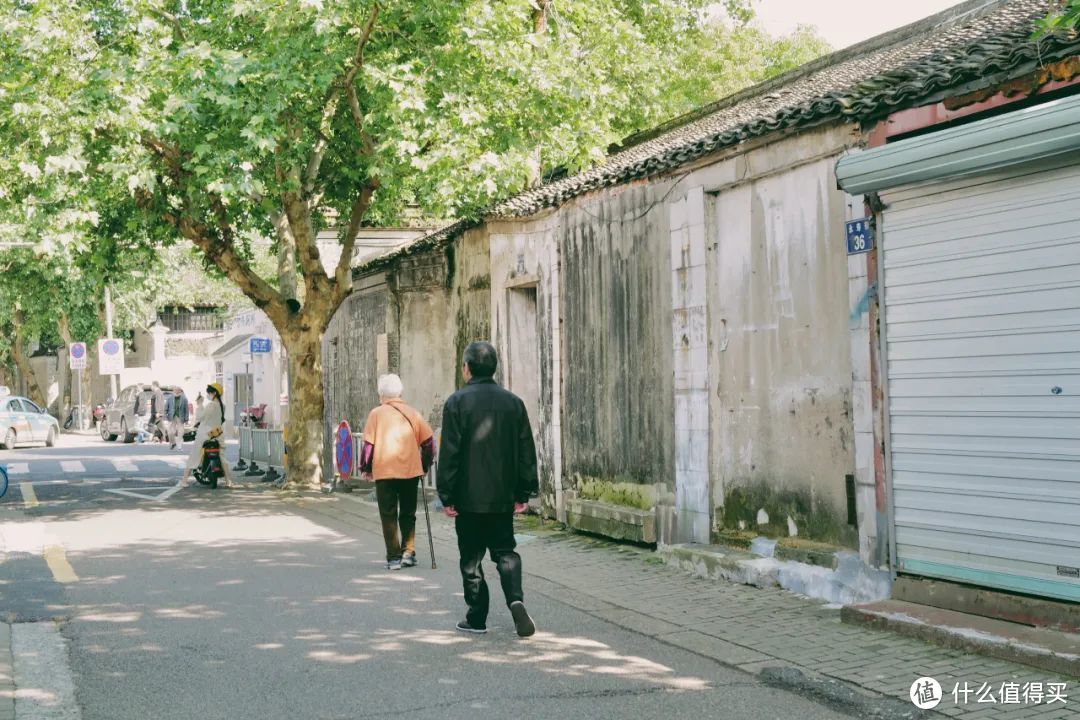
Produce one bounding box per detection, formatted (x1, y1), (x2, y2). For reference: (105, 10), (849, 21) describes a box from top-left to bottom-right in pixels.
(60, 461), (86, 473)
(7, 463), (28, 475)
(112, 459), (138, 472)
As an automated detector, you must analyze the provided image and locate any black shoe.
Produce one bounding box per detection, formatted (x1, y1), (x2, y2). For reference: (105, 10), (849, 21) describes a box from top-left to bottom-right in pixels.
(401, 553), (417, 568)
(510, 601), (536, 637)
(456, 620), (487, 634)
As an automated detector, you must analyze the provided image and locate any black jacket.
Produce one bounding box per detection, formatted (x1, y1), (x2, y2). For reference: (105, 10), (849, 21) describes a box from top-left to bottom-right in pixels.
(437, 377), (538, 514)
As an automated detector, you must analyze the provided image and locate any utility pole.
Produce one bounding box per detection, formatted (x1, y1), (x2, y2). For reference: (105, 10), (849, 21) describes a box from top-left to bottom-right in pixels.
(104, 285), (118, 399)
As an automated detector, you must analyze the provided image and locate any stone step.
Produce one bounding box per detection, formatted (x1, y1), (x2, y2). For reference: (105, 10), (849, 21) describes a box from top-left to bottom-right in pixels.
(842, 599), (1080, 677)
(892, 576), (1080, 633)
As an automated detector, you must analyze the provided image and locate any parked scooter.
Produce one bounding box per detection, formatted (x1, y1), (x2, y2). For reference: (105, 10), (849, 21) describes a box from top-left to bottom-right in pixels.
(193, 427), (225, 489)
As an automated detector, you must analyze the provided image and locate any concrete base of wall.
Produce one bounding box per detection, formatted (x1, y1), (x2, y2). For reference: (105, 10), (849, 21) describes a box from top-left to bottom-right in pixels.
(893, 576), (1080, 633)
(842, 600), (1080, 677)
(659, 542), (892, 606)
(565, 499), (656, 544)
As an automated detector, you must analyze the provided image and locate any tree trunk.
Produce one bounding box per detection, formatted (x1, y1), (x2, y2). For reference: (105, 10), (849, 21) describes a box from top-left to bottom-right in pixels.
(11, 319), (46, 408)
(281, 326), (326, 489)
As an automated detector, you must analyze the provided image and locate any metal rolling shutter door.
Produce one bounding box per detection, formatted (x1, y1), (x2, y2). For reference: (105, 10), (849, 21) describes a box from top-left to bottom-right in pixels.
(881, 159), (1080, 601)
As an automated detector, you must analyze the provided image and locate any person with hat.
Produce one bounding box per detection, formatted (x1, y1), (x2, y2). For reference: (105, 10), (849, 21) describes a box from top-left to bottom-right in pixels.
(182, 383), (233, 487)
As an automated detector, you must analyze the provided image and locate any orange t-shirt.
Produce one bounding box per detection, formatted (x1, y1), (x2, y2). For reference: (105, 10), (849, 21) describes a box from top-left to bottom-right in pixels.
(362, 400), (434, 480)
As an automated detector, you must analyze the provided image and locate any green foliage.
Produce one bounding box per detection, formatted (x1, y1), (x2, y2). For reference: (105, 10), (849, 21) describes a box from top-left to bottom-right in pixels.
(656, 22), (831, 123)
(1036, 0), (1080, 37)
(1, 0), (830, 254)
(577, 476), (654, 511)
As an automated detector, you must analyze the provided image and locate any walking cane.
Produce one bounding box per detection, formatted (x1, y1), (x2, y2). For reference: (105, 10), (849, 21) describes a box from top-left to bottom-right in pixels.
(419, 463), (437, 569)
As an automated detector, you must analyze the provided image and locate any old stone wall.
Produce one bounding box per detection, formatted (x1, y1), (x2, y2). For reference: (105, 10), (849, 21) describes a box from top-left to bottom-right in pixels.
(557, 185), (676, 502)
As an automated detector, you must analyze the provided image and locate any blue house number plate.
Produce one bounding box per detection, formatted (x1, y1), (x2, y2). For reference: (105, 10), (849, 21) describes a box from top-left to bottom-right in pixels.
(846, 218), (873, 255)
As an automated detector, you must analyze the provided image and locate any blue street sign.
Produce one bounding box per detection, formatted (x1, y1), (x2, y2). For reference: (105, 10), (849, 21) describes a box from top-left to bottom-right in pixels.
(249, 337), (272, 354)
(846, 218), (874, 255)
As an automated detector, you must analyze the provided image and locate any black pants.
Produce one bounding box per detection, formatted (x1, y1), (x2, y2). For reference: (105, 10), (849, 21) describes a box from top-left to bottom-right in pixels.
(375, 478), (419, 562)
(455, 512), (523, 627)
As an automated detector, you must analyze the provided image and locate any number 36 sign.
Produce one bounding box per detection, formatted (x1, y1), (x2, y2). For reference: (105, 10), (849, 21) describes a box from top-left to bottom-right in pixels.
(846, 218), (874, 255)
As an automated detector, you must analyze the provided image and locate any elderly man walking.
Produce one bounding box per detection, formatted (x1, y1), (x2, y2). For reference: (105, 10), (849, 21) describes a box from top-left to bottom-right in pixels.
(359, 374), (435, 571)
(437, 341), (538, 637)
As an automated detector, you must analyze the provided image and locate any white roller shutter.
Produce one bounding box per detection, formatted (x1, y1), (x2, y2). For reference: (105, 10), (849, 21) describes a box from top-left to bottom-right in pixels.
(881, 158), (1080, 602)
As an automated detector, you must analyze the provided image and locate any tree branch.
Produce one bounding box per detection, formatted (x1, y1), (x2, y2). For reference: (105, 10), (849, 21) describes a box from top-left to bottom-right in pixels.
(146, 6), (186, 44)
(334, 179), (379, 302)
(302, 4), (380, 196)
(141, 136), (286, 324)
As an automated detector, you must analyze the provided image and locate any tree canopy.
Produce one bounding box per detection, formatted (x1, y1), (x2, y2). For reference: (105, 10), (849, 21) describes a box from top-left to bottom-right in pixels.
(1, 0), (831, 484)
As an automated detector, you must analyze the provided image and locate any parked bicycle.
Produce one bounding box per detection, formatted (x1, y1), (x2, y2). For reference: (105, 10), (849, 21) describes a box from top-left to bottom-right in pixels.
(0, 464), (8, 499)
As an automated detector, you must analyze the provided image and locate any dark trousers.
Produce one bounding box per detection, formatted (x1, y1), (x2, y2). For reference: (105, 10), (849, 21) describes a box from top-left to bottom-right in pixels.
(375, 478), (419, 562)
(455, 513), (523, 627)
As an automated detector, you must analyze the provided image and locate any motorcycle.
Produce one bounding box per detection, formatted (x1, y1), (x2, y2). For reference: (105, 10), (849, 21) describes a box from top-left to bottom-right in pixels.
(193, 428), (225, 489)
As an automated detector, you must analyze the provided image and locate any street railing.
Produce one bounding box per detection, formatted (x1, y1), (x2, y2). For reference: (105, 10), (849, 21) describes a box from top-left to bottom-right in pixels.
(236, 426), (286, 482)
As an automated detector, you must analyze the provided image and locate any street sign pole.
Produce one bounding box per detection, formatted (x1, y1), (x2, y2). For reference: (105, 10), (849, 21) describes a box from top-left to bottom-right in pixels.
(76, 369), (83, 430)
(104, 286), (118, 399)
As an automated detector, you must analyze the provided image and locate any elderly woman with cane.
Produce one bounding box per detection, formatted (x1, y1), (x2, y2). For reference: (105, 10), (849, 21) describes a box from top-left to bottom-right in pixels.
(359, 374), (436, 570)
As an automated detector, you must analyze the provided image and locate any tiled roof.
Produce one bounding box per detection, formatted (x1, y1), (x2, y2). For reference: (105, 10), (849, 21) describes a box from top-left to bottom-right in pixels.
(358, 0), (1080, 273)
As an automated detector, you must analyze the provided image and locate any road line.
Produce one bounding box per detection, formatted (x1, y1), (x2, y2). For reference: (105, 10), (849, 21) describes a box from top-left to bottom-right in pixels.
(60, 460), (86, 473)
(19, 482), (39, 508)
(7, 462), (28, 475)
(112, 459), (138, 472)
(44, 545), (78, 583)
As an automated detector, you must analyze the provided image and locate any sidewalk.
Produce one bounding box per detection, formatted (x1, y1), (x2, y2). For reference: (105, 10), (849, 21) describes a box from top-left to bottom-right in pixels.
(303, 492), (1078, 720)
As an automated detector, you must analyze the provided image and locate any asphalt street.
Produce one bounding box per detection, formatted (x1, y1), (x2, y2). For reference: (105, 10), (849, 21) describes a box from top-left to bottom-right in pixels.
(0, 435), (851, 720)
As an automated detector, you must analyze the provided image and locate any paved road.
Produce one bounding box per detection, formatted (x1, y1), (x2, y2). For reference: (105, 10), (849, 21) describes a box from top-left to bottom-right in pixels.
(0, 436), (850, 720)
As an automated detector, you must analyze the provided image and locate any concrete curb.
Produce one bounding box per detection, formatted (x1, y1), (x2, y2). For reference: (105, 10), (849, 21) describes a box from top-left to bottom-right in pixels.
(0, 624), (13, 720)
(842, 601), (1080, 678)
(658, 543), (893, 606)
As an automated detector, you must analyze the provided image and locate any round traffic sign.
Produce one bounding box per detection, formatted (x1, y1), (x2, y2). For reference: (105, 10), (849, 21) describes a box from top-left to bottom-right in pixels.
(70, 343), (86, 359)
(102, 339), (121, 355)
(335, 421), (353, 479)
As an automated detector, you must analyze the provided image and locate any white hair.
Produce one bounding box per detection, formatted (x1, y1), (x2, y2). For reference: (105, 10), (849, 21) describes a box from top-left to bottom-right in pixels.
(377, 373), (404, 399)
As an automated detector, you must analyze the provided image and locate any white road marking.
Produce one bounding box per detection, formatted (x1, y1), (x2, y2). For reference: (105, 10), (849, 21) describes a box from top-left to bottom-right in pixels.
(104, 485), (184, 502)
(6, 462), (28, 475)
(60, 460), (86, 473)
(112, 458), (138, 472)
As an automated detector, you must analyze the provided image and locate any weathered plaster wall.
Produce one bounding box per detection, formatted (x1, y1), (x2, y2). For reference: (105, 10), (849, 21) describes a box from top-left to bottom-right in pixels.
(487, 213), (562, 518)
(324, 276), (388, 444)
(325, 227), (492, 471)
(691, 125), (860, 546)
(389, 251), (457, 428)
(557, 184), (676, 512)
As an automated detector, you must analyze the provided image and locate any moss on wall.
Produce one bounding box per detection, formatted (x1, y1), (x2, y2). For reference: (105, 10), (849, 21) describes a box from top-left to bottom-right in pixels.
(719, 482), (857, 548)
(575, 475), (654, 511)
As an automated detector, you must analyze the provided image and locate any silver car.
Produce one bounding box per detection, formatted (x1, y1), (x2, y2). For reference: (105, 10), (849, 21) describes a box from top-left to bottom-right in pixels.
(0, 394), (60, 449)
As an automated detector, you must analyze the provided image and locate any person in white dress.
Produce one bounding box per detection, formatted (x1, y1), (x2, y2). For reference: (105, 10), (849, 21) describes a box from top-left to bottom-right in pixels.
(182, 383), (233, 487)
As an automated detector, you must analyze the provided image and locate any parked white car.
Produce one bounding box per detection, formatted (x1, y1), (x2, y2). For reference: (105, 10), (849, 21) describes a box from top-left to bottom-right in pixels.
(0, 392), (59, 449)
